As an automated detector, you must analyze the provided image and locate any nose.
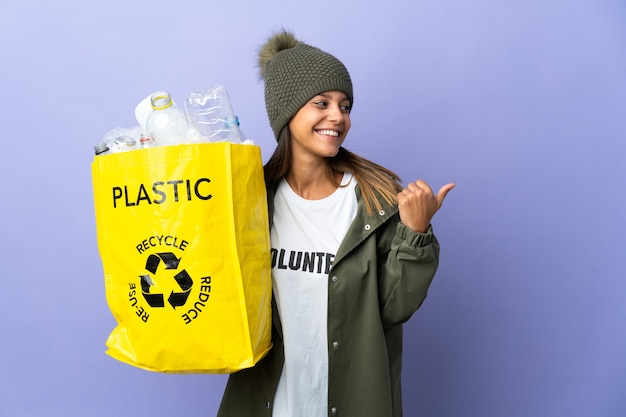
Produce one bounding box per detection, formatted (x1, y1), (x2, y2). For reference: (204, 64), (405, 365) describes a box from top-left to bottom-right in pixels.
(327, 103), (344, 122)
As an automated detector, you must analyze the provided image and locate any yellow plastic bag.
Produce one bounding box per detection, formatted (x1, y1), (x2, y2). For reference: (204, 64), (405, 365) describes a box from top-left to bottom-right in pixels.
(92, 143), (272, 373)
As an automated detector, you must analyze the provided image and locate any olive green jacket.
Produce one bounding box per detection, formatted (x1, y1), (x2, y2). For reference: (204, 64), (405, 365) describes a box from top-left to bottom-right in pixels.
(217, 182), (440, 417)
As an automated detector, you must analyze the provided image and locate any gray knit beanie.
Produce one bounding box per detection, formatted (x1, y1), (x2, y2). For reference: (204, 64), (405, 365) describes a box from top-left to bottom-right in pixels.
(257, 30), (354, 140)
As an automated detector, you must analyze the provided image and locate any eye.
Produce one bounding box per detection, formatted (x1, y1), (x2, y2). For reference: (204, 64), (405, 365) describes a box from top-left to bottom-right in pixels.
(340, 103), (352, 112)
(313, 100), (328, 107)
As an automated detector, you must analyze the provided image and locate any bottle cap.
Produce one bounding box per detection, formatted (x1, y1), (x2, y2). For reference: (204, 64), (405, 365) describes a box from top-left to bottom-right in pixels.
(94, 142), (110, 155)
(114, 136), (136, 148)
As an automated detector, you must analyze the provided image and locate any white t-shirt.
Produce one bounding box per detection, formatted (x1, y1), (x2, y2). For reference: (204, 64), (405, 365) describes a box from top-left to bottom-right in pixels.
(270, 173), (357, 417)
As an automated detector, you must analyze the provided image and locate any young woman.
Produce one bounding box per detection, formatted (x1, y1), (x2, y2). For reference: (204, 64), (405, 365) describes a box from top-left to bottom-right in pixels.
(218, 30), (454, 417)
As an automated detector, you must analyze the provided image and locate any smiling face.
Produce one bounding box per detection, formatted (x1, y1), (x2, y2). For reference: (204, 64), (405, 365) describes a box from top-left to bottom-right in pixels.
(287, 90), (352, 161)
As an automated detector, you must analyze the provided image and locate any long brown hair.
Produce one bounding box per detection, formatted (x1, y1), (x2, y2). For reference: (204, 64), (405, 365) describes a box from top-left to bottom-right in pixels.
(264, 126), (403, 214)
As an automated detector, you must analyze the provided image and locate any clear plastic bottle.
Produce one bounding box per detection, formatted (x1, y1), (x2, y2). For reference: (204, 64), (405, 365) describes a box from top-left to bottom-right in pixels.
(94, 134), (138, 155)
(111, 136), (137, 153)
(145, 91), (190, 146)
(138, 131), (155, 148)
(231, 115), (252, 143)
(185, 85), (243, 143)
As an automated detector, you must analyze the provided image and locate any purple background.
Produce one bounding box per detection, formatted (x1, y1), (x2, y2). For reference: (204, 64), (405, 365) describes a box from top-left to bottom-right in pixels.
(1, 1), (625, 416)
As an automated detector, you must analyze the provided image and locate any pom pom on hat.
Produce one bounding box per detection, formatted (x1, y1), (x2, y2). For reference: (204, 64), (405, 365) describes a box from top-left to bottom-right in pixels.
(257, 29), (353, 140)
(257, 30), (300, 80)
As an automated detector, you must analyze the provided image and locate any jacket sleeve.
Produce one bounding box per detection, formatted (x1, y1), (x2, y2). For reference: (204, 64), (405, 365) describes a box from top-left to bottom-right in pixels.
(377, 220), (440, 328)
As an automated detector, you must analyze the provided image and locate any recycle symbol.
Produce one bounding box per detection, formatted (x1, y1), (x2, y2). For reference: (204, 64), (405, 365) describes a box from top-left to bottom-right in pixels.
(140, 252), (193, 309)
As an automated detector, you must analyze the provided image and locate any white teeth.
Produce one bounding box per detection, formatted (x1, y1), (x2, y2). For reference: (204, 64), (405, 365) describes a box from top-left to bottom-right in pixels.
(318, 129), (339, 137)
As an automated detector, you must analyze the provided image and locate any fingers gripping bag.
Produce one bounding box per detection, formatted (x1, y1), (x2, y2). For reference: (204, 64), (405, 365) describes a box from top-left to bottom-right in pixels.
(91, 143), (272, 373)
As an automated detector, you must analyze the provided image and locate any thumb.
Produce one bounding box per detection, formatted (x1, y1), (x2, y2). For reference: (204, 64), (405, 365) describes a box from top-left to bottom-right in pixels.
(436, 182), (456, 206)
